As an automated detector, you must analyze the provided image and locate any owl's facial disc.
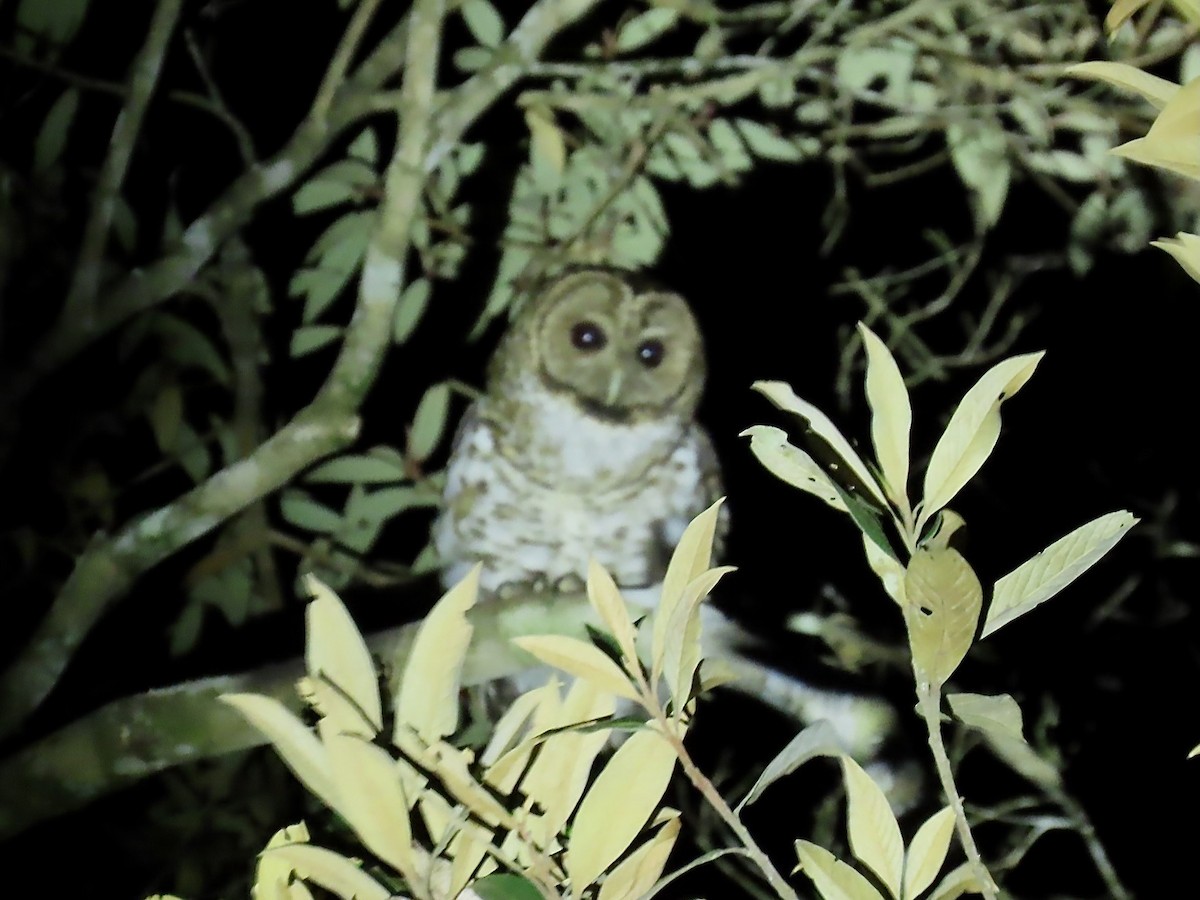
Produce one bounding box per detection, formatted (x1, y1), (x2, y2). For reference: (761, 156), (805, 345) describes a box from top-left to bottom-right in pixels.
(532, 271), (704, 419)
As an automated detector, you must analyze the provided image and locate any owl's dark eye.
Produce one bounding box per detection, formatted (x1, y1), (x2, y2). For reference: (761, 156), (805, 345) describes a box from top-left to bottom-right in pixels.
(637, 339), (666, 368)
(570, 321), (607, 351)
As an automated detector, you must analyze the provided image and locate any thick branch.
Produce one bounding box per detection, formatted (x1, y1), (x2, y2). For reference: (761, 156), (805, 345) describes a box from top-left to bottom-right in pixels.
(62, 0), (183, 325)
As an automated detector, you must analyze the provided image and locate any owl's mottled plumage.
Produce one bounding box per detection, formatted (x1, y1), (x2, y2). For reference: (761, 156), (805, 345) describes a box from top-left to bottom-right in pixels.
(433, 268), (726, 598)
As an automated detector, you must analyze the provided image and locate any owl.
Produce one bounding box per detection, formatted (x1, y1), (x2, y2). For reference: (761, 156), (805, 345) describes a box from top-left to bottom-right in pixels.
(433, 268), (726, 601)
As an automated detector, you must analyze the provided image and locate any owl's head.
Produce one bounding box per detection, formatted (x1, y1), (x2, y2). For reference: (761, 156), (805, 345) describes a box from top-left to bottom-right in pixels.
(490, 269), (706, 422)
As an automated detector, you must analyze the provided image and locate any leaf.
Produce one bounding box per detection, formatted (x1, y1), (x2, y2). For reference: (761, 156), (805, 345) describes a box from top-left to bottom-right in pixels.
(735, 119), (803, 162)
(918, 352), (1044, 533)
(280, 490), (344, 533)
(395, 565), (479, 743)
(1066, 61), (1179, 110)
(393, 277), (432, 343)
(738, 720), (846, 811)
(513, 634), (640, 700)
(1105, 0), (1156, 32)
(586, 559), (641, 672)
(148, 383), (184, 454)
(946, 123), (1010, 230)
(461, 0), (505, 47)
(17, 0), (89, 46)
(652, 500), (724, 685)
(347, 128), (377, 166)
(111, 193), (138, 253)
(293, 160), (376, 215)
(471, 874), (543, 900)
(324, 733), (418, 883)
(984, 511), (1137, 637)
(219, 694), (338, 812)
(946, 692), (1024, 741)
(408, 382), (451, 462)
(661, 566), (736, 714)
(153, 314), (232, 384)
(597, 813), (681, 900)
(33, 91), (78, 174)
(303, 574), (382, 734)
(903, 548), (982, 688)
(841, 757), (903, 899)
(904, 807), (956, 899)
(741, 425), (847, 511)
(565, 726), (678, 891)
(753, 381), (888, 508)
(794, 840), (887, 900)
(454, 45), (493, 72)
(290, 325), (343, 357)
(305, 454), (407, 484)
(858, 323), (912, 514)
(708, 118), (753, 172)
(926, 861), (987, 900)
(615, 8), (678, 53)
(525, 106), (567, 184)
(261, 844), (390, 900)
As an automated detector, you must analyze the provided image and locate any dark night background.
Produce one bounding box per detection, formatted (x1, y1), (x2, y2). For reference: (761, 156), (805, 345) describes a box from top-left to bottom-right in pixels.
(1, 1), (1199, 897)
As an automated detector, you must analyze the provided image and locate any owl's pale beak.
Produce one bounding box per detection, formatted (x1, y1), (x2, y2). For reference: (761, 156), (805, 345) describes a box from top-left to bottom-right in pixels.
(605, 370), (624, 406)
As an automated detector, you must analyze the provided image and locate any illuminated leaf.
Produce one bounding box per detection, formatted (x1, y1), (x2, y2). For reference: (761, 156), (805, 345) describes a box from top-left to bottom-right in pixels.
(1105, 0), (1155, 32)
(1066, 61), (1178, 109)
(858, 323), (911, 515)
(735, 119), (803, 161)
(393, 277), (432, 343)
(305, 454), (407, 484)
(741, 425), (847, 512)
(926, 861), (987, 900)
(904, 807), (955, 899)
(395, 565), (479, 742)
(661, 566), (736, 714)
(597, 812), (681, 900)
(864, 534), (906, 605)
(1153, 232), (1200, 285)
(461, 0), (504, 47)
(525, 106), (566, 181)
(738, 720), (846, 811)
(303, 574), (382, 733)
(794, 839), (886, 900)
(615, 8), (678, 52)
(586, 559), (640, 671)
(347, 128), (378, 167)
(919, 352), (1043, 533)
(841, 757), (903, 899)
(904, 548), (982, 688)
(946, 692), (1023, 741)
(261, 844), (390, 900)
(946, 122), (1010, 230)
(753, 381), (887, 508)
(324, 733), (418, 883)
(984, 511), (1137, 637)
(290, 325), (343, 357)
(513, 634), (640, 700)
(293, 160), (376, 215)
(219, 694), (338, 812)
(565, 726), (678, 891)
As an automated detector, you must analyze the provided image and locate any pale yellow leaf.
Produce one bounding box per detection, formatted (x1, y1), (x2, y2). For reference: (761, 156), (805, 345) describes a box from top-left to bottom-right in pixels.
(926, 861), (987, 900)
(1189, 742), (1200, 759)
(220, 694), (338, 812)
(984, 511), (1137, 637)
(303, 574), (382, 734)
(513, 634), (640, 700)
(653, 500), (724, 684)
(261, 844), (390, 900)
(741, 425), (847, 512)
(1105, 0), (1155, 32)
(753, 381), (887, 507)
(903, 548), (982, 687)
(864, 533), (906, 605)
(297, 676), (375, 738)
(525, 106), (566, 175)
(325, 733), (419, 884)
(841, 756), (903, 899)
(661, 566), (735, 715)
(858, 323), (912, 515)
(1065, 61), (1179, 109)
(587, 558), (640, 671)
(794, 839), (888, 900)
(1153, 232), (1200, 285)
(980, 732), (1061, 788)
(946, 692), (1024, 741)
(449, 821), (496, 898)
(254, 822), (312, 900)
(565, 726), (678, 891)
(597, 813), (681, 900)
(904, 807), (956, 899)
(395, 565), (479, 743)
(918, 352), (1043, 534)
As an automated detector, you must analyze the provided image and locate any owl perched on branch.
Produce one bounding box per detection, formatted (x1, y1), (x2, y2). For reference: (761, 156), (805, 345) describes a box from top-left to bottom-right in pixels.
(433, 268), (727, 601)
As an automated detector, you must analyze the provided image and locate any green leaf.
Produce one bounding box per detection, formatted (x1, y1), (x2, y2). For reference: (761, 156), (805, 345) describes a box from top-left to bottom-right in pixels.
(152, 314), (232, 384)
(461, 0), (505, 47)
(946, 122), (1011, 230)
(836, 46), (915, 101)
(903, 548), (982, 688)
(290, 268), (354, 323)
(306, 454), (408, 484)
(708, 119), (753, 172)
(293, 160), (376, 215)
(735, 119), (803, 162)
(34, 89), (79, 173)
(111, 194), (138, 253)
(17, 0), (89, 45)
(290, 325), (343, 357)
(408, 382), (451, 462)
(347, 128), (378, 167)
(456, 142), (486, 176)
(984, 511), (1137, 638)
(453, 45), (493, 72)
(946, 692), (1024, 741)
(615, 8), (679, 53)
(148, 383), (184, 454)
(738, 720), (846, 811)
(471, 874), (543, 900)
(280, 490), (344, 533)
